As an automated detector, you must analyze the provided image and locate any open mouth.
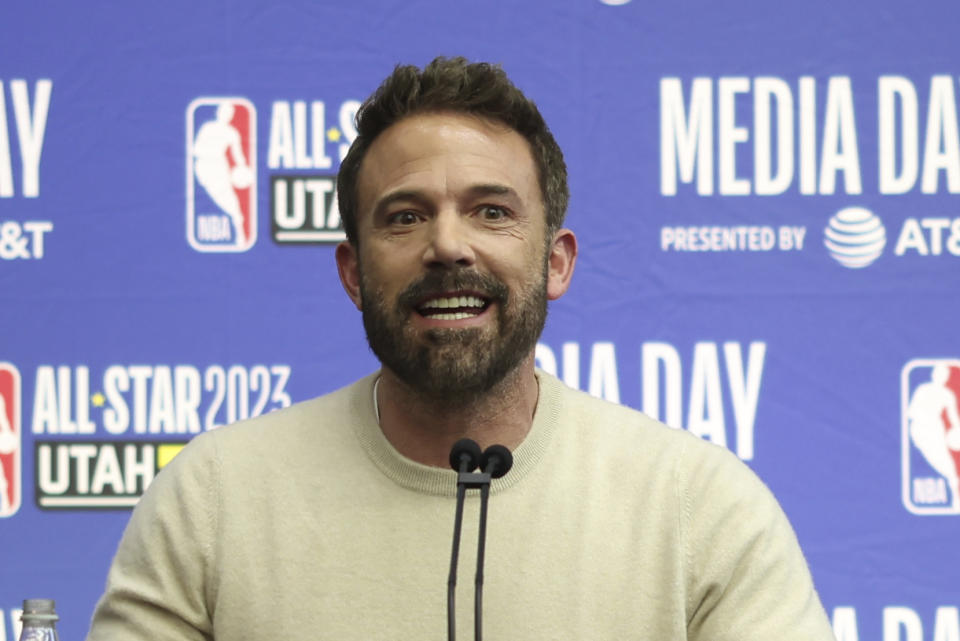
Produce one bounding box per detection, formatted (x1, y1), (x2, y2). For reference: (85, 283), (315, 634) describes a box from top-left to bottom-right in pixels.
(416, 294), (491, 320)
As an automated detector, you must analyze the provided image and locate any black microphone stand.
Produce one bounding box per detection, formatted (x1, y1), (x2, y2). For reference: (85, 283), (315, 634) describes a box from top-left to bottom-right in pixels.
(448, 439), (484, 641)
(447, 440), (513, 641)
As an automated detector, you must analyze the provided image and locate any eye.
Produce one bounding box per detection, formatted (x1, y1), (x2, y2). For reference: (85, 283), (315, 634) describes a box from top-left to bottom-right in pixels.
(478, 205), (509, 221)
(387, 211), (421, 226)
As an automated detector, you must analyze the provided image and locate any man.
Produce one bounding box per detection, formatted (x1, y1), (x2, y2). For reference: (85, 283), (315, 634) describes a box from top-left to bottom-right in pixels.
(87, 57), (834, 640)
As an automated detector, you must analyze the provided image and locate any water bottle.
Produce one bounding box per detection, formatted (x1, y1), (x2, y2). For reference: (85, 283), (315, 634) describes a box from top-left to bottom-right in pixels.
(19, 599), (59, 641)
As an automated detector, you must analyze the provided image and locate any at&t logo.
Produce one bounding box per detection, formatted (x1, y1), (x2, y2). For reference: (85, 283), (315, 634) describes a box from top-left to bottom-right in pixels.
(823, 206), (886, 268)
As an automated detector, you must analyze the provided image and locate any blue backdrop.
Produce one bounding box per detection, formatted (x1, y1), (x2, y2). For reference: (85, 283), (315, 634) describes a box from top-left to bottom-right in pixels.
(2, 1), (960, 639)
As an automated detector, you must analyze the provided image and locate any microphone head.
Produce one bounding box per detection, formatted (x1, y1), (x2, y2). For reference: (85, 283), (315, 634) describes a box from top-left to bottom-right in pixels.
(480, 444), (513, 479)
(449, 438), (482, 473)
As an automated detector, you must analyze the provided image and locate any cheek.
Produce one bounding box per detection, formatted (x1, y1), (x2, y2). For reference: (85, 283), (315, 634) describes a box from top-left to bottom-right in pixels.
(479, 233), (544, 268)
(361, 241), (421, 275)
(358, 249), (396, 286)
(358, 264), (411, 316)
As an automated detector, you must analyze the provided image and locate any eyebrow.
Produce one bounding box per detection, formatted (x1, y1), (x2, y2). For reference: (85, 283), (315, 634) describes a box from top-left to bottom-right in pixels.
(371, 183), (521, 218)
(371, 190), (428, 218)
(464, 183), (516, 200)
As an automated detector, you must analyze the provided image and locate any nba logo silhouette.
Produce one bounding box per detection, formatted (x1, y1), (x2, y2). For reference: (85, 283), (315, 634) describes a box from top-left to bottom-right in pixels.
(0, 362), (21, 517)
(186, 98), (257, 252)
(901, 359), (960, 515)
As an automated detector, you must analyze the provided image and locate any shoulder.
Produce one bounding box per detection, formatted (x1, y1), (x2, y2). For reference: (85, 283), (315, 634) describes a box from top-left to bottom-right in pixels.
(541, 373), (833, 637)
(150, 373), (377, 490)
(193, 373), (373, 452)
(539, 369), (781, 536)
(540, 369), (744, 478)
(541, 369), (671, 439)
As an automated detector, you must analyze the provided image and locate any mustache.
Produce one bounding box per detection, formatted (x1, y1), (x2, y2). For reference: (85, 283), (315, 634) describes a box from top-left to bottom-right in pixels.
(397, 270), (509, 309)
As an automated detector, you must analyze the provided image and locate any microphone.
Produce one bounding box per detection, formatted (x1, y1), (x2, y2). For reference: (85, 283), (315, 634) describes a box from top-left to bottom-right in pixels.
(446, 440), (513, 641)
(480, 444), (513, 479)
(449, 439), (482, 474)
(448, 439), (482, 641)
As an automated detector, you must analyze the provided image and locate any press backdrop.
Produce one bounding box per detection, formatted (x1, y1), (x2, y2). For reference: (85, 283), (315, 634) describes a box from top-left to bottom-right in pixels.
(2, 1), (960, 639)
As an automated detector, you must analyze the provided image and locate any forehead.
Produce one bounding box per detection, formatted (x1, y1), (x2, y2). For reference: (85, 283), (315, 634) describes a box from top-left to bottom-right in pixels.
(355, 111), (541, 215)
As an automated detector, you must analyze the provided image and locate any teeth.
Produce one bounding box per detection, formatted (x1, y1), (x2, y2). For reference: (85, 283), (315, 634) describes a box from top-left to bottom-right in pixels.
(431, 312), (477, 320)
(421, 295), (485, 310)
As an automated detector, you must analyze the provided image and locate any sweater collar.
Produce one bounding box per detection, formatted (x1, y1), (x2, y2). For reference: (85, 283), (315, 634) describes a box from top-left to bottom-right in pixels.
(351, 369), (562, 497)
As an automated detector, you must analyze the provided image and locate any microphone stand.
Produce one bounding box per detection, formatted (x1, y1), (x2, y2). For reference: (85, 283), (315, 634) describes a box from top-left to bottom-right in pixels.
(474, 479), (490, 641)
(448, 440), (485, 641)
(473, 445), (511, 641)
(448, 441), (513, 641)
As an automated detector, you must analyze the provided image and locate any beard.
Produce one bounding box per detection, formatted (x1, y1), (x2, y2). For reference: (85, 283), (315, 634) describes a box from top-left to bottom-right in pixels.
(359, 263), (548, 406)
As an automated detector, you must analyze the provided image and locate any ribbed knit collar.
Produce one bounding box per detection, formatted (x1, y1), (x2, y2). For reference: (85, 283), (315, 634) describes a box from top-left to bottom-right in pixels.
(351, 369), (562, 497)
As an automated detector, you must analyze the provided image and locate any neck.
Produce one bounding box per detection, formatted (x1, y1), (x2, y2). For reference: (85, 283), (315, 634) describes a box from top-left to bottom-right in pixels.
(376, 355), (539, 468)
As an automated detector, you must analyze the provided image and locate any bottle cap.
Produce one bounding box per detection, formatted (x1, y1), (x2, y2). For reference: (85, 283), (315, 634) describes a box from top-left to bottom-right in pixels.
(21, 599), (58, 622)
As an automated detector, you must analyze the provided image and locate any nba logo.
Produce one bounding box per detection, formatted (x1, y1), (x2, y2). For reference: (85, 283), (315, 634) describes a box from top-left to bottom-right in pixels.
(0, 362), (21, 517)
(186, 97), (257, 252)
(901, 359), (960, 515)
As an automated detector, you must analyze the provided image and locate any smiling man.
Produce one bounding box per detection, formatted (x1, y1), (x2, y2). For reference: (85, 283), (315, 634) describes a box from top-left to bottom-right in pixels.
(335, 106), (576, 467)
(87, 58), (834, 641)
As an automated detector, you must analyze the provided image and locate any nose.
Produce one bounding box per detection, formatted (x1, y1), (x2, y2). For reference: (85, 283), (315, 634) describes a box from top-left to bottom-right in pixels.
(422, 211), (476, 268)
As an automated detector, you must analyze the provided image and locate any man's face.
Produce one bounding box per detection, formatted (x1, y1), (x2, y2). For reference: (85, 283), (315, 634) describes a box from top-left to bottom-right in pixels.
(337, 112), (562, 404)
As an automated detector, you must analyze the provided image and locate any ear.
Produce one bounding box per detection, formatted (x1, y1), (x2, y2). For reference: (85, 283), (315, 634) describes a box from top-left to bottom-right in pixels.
(546, 228), (577, 300)
(335, 241), (363, 310)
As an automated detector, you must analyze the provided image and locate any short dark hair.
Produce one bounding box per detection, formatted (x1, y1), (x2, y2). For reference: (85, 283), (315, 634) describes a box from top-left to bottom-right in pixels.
(337, 56), (568, 245)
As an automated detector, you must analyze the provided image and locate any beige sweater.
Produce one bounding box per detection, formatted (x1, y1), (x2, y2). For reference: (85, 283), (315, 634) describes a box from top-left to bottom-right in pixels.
(87, 371), (834, 640)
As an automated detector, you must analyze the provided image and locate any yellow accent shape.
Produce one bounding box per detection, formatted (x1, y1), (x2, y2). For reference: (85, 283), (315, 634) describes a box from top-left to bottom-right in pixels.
(91, 392), (106, 407)
(327, 127), (341, 142)
(157, 444), (186, 469)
